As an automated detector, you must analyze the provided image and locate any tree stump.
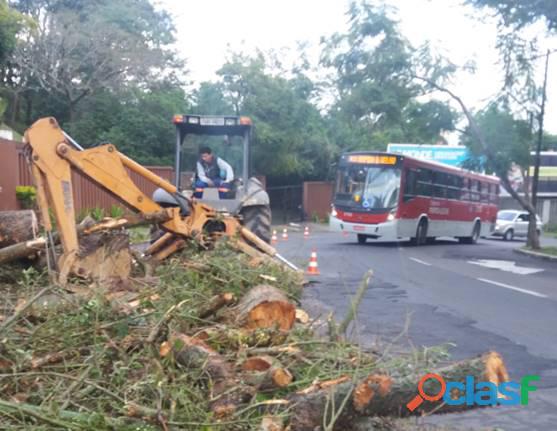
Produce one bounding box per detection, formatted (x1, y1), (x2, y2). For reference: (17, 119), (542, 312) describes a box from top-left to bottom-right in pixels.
(74, 231), (131, 282)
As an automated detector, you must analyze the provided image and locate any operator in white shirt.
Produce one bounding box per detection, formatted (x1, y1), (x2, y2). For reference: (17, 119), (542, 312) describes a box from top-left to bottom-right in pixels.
(194, 146), (234, 199)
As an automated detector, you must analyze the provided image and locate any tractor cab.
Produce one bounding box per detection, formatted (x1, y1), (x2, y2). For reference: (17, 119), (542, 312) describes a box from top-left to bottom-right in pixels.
(152, 114), (271, 242)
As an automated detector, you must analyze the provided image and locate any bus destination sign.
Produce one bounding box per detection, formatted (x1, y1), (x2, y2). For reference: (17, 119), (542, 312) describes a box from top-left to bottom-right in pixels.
(347, 155), (397, 165)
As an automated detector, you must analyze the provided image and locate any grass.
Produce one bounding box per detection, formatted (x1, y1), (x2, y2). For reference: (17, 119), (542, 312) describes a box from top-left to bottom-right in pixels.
(128, 226), (151, 244)
(539, 246), (557, 256)
(523, 245), (557, 256)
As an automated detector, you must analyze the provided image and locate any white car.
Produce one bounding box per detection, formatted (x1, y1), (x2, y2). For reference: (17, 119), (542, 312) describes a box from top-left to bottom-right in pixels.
(493, 210), (543, 241)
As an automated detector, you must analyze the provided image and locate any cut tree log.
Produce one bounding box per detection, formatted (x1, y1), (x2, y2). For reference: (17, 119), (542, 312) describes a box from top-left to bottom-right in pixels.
(0, 238), (46, 265)
(231, 285), (295, 331)
(288, 351), (509, 430)
(169, 333), (232, 393)
(241, 355), (293, 390)
(168, 333), (254, 418)
(0, 210), (38, 248)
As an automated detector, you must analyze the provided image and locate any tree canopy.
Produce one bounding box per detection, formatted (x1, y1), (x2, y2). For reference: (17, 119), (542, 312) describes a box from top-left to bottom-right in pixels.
(467, 0), (557, 32)
(0, 0), (517, 186)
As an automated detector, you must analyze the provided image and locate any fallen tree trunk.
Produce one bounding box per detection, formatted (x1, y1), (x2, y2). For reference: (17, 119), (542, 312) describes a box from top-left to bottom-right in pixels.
(0, 210), (38, 248)
(288, 351), (509, 430)
(0, 213), (166, 265)
(167, 333), (254, 418)
(231, 285), (295, 331)
(0, 238), (46, 265)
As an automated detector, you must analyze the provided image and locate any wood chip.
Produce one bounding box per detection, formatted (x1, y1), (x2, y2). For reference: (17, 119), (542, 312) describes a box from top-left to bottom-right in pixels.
(295, 309), (309, 324)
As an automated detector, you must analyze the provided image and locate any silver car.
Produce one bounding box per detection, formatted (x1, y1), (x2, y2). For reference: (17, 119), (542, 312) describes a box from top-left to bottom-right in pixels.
(493, 210), (543, 241)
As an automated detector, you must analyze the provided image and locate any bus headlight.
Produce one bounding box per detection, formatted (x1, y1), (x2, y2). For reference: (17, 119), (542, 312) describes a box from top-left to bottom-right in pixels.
(387, 209), (397, 221)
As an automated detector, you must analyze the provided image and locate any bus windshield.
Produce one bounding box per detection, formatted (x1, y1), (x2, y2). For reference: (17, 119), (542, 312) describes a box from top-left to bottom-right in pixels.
(336, 165), (401, 210)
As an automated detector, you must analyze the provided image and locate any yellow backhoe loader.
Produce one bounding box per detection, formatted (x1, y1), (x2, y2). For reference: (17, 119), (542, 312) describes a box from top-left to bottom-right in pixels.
(23, 117), (296, 284)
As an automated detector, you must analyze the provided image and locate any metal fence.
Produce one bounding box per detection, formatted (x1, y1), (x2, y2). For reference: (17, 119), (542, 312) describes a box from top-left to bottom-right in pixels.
(267, 185), (304, 224)
(0, 139), (174, 212)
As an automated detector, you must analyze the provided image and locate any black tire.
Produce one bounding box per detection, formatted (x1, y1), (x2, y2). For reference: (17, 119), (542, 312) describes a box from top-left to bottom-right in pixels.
(240, 205), (272, 243)
(357, 234), (367, 244)
(503, 229), (514, 241)
(459, 221), (481, 244)
(412, 219), (428, 246)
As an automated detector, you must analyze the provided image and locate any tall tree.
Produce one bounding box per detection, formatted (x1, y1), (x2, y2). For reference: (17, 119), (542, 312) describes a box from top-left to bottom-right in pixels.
(321, 1), (457, 152)
(217, 52), (334, 183)
(0, 1), (27, 118)
(65, 84), (189, 165)
(5, 0), (183, 123)
(466, 0), (555, 248)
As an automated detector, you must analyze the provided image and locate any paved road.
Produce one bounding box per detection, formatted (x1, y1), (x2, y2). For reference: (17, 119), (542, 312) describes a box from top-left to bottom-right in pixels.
(275, 227), (557, 430)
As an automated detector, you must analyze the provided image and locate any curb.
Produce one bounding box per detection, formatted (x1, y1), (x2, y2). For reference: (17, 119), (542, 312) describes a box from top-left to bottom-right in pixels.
(514, 247), (557, 262)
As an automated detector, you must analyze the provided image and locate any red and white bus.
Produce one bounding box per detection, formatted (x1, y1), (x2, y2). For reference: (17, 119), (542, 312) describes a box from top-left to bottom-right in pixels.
(329, 152), (500, 244)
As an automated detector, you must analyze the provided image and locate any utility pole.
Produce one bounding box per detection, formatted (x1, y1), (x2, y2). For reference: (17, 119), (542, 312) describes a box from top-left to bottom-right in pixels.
(531, 50), (550, 212)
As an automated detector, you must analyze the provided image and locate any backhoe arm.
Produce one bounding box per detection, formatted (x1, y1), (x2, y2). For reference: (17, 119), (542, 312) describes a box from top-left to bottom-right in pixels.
(24, 117), (243, 282)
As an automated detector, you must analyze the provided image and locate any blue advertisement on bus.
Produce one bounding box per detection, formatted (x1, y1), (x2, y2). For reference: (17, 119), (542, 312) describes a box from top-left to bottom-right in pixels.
(387, 144), (469, 167)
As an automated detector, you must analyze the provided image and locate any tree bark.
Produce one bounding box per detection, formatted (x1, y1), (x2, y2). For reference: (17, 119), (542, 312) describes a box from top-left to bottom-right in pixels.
(0, 210), (38, 248)
(0, 238), (46, 265)
(231, 285), (296, 331)
(168, 333), (254, 419)
(198, 292), (236, 319)
(288, 351), (509, 430)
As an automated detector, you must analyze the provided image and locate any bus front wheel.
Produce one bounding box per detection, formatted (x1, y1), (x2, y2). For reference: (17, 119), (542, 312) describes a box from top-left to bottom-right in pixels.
(357, 234), (367, 244)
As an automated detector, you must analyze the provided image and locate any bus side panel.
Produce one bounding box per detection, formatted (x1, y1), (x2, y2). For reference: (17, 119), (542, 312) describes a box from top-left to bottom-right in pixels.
(398, 196), (497, 238)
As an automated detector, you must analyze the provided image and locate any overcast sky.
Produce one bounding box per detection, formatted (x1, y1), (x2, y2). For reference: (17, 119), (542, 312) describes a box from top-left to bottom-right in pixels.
(159, 0), (556, 135)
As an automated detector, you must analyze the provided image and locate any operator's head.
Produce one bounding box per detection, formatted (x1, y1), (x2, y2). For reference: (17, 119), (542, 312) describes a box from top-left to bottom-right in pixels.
(199, 146), (213, 163)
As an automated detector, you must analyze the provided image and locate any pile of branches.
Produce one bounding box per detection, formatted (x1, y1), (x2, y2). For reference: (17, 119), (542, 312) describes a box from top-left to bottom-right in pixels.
(0, 242), (509, 430)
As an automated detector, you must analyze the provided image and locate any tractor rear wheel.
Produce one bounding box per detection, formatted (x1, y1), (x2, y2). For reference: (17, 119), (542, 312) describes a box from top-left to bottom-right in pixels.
(241, 205), (272, 243)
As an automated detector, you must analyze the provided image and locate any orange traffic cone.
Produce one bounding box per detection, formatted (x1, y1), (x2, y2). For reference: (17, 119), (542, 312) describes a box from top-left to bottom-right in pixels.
(306, 249), (320, 275)
(282, 228), (288, 240)
(271, 230), (278, 244)
(303, 226), (310, 239)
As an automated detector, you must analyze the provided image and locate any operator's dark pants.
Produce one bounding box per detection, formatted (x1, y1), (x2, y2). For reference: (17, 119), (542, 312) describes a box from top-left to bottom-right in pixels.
(193, 179), (231, 199)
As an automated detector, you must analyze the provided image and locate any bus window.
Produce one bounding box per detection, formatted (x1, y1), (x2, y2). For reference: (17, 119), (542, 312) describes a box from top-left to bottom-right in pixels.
(404, 169), (417, 199)
(461, 178), (470, 200)
(417, 169), (433, 196)
(334, 162), (401, 209)
(362, 167), (401, 208)
(480, 182), (489, 202)
(432, 171), (447, 198)
(470, 180), (479, 201)
(447, 174), (460, 199)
